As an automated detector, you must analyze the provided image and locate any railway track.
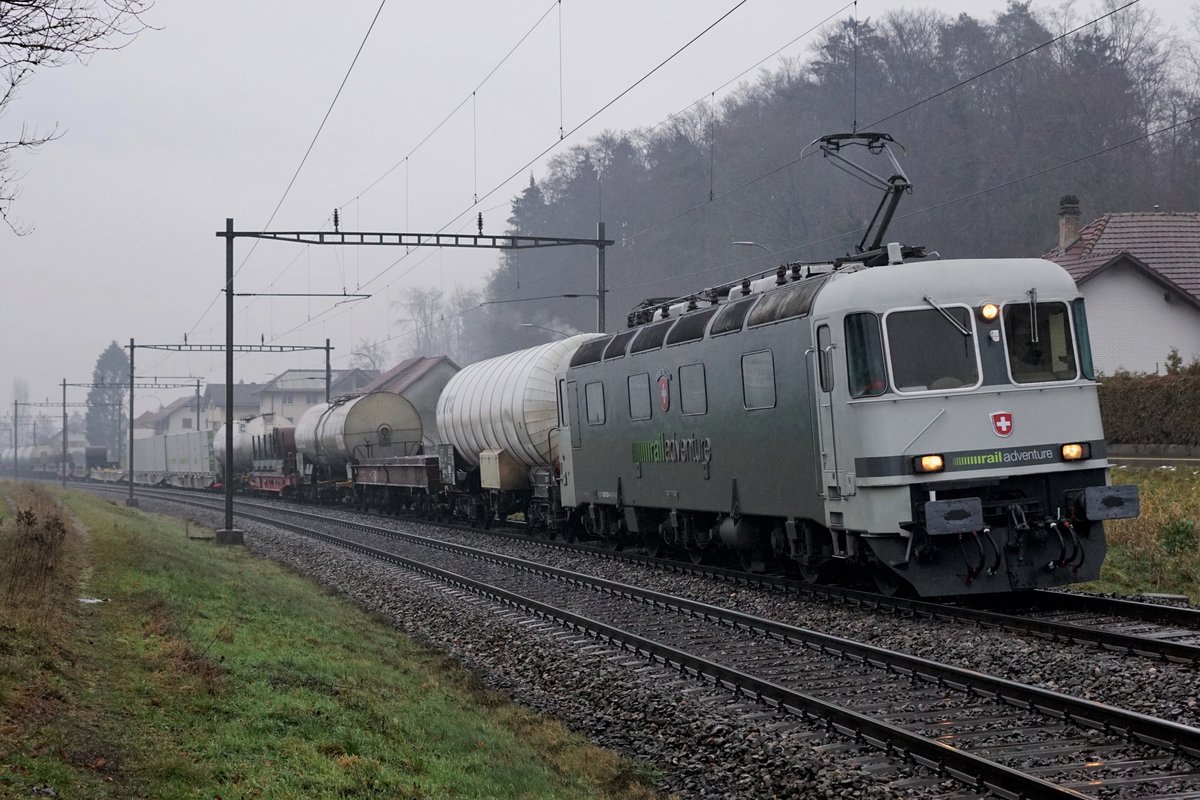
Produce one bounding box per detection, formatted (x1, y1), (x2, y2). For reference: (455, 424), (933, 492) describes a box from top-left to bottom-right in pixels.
(92, 483), (1200, 799)
(75, 480), (1200, 666)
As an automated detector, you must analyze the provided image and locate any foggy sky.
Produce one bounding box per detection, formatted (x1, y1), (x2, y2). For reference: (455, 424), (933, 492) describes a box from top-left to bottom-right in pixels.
(1, 0), (1189, 419)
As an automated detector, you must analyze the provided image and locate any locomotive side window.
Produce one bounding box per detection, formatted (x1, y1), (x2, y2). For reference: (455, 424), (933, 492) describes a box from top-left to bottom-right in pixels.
(558, 379), (568, 427)
(845, 313), (887, 397)
(566, 382), (581, 448)
(1003, 301), (1077, 383)
(1072, 299), (1095, 380)
(741, 351), (776, 409)
(628, 373), (652, 420)
(747, 275), (828, 327)
(604, 329), (638, 361)
(679, 364), (707, 415)
(816, 324), (834, 392)
(630, 319), (676, 354)
(584, 381), (606, 424)
(711, 296), (757, 335)
(666, 307), (718, 345)
(886, 308), (978, 392)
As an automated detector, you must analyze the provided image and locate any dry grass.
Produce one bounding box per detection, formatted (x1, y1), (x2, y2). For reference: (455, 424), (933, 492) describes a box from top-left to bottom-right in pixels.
(0, 485), (79, 626)
(1091, 466), (1200, 599)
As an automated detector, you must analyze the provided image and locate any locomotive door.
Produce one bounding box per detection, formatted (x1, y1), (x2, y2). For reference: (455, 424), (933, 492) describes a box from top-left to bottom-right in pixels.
(814, 322), (840, 498)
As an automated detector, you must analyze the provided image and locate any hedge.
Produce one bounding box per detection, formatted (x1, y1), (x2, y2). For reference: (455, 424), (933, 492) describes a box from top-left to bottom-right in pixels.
(1098, 374), (1200, 446)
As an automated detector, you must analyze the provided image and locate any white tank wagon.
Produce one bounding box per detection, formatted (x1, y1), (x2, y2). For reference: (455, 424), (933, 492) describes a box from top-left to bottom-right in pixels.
(436, 334), (603, 473)
(295, 391), (423, 471)
(213, 415), (270, 472)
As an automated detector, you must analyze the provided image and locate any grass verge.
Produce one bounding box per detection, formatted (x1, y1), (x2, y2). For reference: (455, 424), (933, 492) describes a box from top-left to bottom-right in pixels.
(1082, 466), (1200, 601)
(0, 487), (657, 799)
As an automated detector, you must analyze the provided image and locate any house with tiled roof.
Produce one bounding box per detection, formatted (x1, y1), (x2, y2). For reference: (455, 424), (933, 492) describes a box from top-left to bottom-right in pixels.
(254, 369), (377, 425)
(360, 356), (459, 446)
(1044, 196), (1200, 374)
(201, 382), (263, 431)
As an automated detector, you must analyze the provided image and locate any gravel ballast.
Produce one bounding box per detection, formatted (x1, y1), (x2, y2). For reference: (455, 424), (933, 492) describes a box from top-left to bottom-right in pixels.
(134, 495), (1200, 797)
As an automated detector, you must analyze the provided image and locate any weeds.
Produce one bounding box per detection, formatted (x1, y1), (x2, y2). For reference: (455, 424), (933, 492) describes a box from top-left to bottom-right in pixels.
(1093, 467), (1200, 599)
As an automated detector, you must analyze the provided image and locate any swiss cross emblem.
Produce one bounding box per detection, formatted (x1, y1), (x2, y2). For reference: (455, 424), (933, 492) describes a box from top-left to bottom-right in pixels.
(990, 411), (1014, 438)
(658, 370), (671, 412)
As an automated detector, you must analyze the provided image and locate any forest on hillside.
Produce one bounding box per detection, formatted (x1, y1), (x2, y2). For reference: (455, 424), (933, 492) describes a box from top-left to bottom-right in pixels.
(383, 1), (1200, 366)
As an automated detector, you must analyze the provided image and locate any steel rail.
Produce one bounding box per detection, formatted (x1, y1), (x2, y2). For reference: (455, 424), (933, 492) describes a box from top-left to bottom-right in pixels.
(110, 485), (1200, 765)
(140, 492), (1094, 800)
(73, 480), (1200, 665)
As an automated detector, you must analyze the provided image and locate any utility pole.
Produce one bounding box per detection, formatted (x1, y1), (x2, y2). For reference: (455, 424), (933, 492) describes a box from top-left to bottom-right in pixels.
(62, 379), (67, 489)
(325, 339), (332, 403)
(128, 338), (137, 507)
(222, 218), (238, 543)
(11, 399), (16, 481)
(597, 221), (606, 333)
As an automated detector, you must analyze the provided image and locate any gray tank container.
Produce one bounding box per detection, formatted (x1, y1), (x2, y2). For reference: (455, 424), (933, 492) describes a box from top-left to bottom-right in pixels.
(214, 415), (269, 471)
(294, 391), (423, 469)
(436, 334), (602, 468)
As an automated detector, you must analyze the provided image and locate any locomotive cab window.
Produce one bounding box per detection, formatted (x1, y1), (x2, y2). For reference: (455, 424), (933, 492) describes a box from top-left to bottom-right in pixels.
(628, 373), (652, 420)
(885, 307), (978, 392)
(584, 381), (606, 425)
(1003, 301), (1077, 383)
(679, 364), (707, 415)
(845, 313), (887, 397)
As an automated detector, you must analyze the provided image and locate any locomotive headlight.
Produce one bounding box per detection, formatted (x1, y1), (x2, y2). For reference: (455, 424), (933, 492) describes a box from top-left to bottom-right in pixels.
(979, 302), (1000, 322)
(1061, 443), (1090, 461)
(913, 454), (945, 473)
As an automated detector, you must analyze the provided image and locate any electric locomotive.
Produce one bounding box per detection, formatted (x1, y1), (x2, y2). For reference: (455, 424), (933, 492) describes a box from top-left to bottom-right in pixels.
(557, 250), (1139, 596)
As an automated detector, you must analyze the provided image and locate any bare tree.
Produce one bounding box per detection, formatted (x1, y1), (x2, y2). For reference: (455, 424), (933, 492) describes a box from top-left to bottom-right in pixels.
(1, 0), (152, 232)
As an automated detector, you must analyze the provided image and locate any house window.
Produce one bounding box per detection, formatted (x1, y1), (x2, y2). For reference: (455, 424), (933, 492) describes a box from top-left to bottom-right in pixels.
(679, 364), (707, 415)
(182, 417), (193, 429)
(306, 393), (318, 404)
(282, 394), (294, 404)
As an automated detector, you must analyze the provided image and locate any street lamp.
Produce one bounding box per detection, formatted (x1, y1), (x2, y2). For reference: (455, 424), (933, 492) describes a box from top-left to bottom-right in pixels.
(519, 323), (572, 339)
(733, 241), (780, 263)
(350, 351), (379, 372)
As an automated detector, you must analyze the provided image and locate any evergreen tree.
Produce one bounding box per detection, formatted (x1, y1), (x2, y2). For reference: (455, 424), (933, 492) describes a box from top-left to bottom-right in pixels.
(85, 341), (128, 455)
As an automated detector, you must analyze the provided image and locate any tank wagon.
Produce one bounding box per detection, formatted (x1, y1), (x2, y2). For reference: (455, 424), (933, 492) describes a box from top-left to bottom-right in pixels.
(292, 391), (425, 503)
(433, 335), (603, 526)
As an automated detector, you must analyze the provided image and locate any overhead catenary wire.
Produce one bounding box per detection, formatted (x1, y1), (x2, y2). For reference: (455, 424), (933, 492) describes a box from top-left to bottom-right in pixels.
(613, 112), (1200, 295)
(351, 0), (755, 297)
(625, 0), (1143, 245)
(163, 0), (389, 373)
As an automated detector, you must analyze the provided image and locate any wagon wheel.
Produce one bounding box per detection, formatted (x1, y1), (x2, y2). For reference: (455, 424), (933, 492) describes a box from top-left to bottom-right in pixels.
(686, 546), (708, 565)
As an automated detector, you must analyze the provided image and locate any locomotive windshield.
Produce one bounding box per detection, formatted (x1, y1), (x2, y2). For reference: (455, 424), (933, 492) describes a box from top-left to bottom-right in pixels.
(1003, 301), (1078, 383)
(885, 307), (979, 391)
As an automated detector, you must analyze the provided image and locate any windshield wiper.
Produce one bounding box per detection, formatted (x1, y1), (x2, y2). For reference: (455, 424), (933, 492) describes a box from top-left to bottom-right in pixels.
(923, 295), (971, 337)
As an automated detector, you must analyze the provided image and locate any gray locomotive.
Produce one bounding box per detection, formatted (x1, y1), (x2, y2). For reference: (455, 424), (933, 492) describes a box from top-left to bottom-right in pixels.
(546, 252), (1138, 596)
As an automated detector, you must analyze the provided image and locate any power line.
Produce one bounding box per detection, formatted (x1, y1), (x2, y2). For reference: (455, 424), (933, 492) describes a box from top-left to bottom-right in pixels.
(353, 0), (754, 297)
(614, 112), (1200, 296)
(625, 0), (1143, 244)
(169, 0), (389, 362)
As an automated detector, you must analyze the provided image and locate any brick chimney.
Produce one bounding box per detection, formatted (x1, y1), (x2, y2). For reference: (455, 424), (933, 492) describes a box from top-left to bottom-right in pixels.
(1058, 195), (1081, 250)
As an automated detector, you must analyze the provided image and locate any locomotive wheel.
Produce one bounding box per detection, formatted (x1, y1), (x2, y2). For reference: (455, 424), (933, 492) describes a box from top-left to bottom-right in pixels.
(871, 564), (914, 597)
(642, 531), (664, 558)
(738, 548), (768, 573)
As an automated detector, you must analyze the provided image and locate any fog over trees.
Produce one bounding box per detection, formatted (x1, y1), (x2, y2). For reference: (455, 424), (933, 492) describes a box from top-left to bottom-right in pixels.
(408, 1), (1200, 363)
